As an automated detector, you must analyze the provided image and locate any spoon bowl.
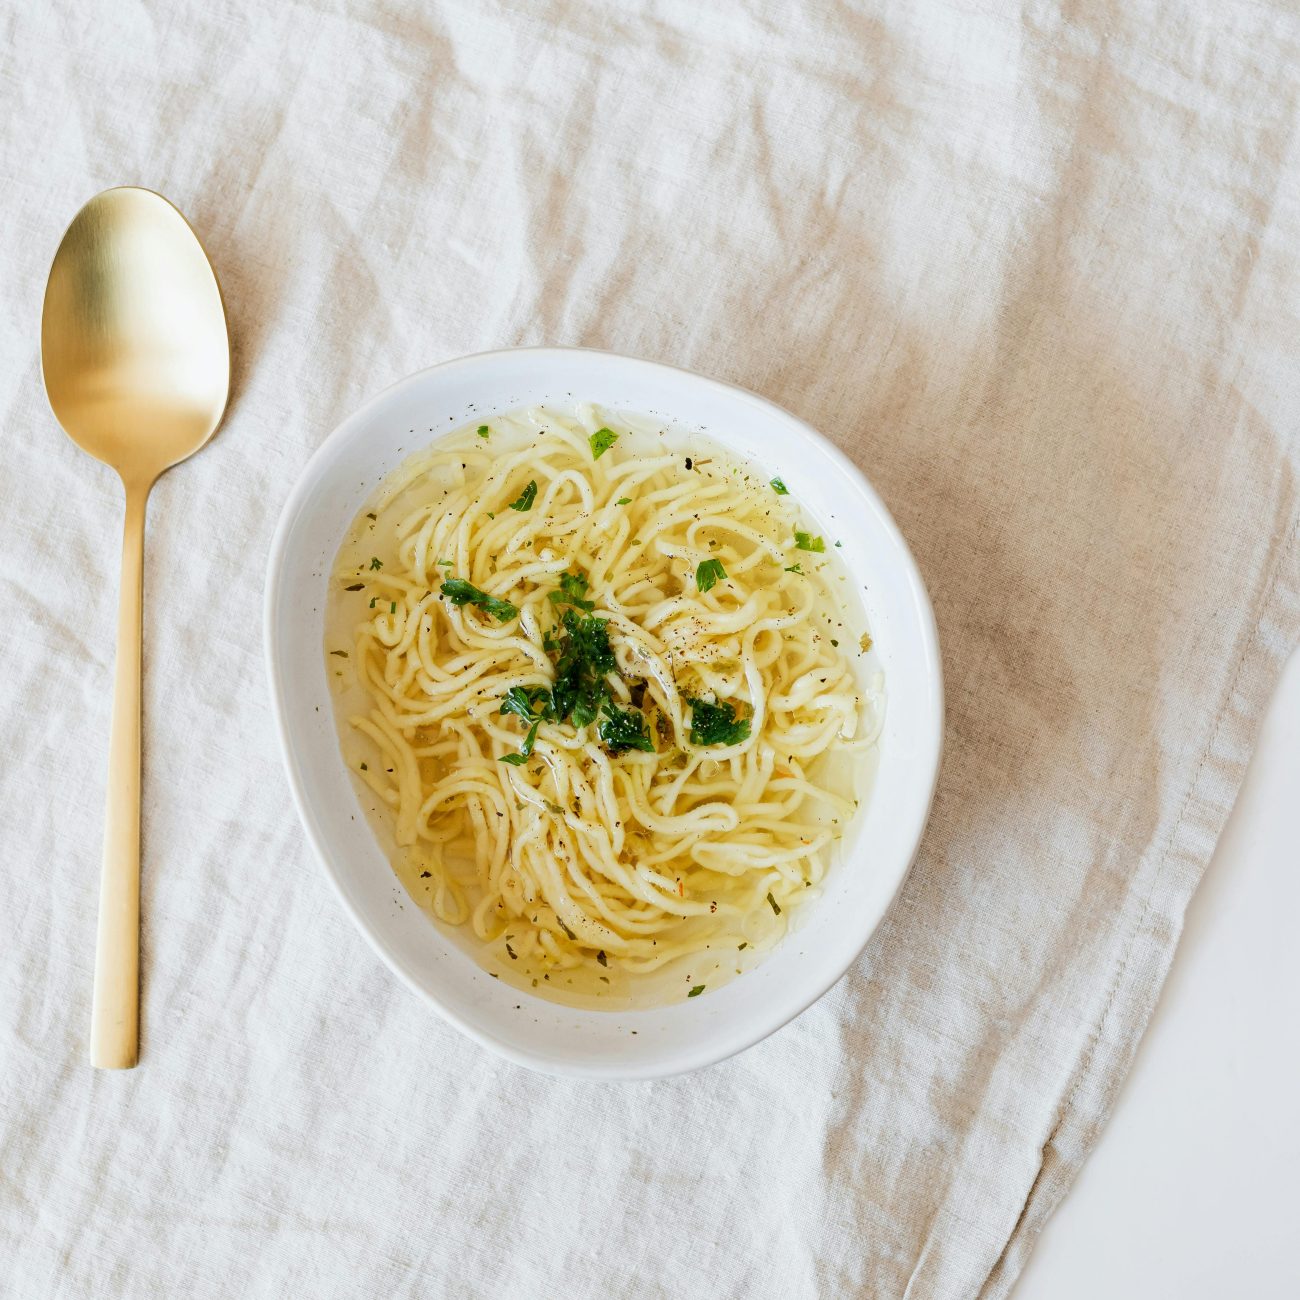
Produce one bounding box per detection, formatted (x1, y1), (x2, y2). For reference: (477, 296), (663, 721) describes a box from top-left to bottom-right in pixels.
(42, 187), (229, 478)
(40, 187), (229, 1068)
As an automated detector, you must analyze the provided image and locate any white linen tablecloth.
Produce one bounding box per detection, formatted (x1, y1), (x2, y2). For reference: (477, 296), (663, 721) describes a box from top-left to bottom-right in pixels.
(2, 3), (1298, 1297)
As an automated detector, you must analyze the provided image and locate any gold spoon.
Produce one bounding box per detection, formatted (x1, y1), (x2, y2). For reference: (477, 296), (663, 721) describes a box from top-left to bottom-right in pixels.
(41, 187), (230, 1069)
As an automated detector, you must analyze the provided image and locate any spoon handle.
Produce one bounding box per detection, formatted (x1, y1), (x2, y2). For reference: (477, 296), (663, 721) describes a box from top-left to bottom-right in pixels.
(90, 478), (150, 1069)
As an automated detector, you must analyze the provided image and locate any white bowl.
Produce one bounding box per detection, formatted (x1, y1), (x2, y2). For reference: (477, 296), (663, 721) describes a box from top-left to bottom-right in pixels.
(265, 348), (942, 1079)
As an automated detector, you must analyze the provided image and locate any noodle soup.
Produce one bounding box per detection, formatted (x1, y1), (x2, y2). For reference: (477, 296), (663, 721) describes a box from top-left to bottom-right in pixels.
(325, 406), (883, 1008)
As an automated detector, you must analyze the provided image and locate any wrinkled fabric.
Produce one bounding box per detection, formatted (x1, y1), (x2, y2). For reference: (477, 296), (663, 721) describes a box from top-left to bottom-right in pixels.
(2, 3), (1298, 1297)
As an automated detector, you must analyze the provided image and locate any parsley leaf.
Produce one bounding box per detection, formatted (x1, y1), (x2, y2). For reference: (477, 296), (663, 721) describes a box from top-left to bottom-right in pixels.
(770, 477), (789, 495)
(499, 718), (540, 765)
(695, 558), (727, 593)
(687, 985), (705, 997)
(589, 427), (618, 459)
(616, 496), (632, 505)
(477, 425), (490, 439)
(685, 695), (751, 747)
(597, 701), (655, 755)
(766, 891), (782, 916)
(548, 569), (596, 612)
(784, 563), (803, 574)
(509, 480), (538, 512)
(344, 582), (365, 591)
(500, 685), (551, 721)
(440, 577), (517, 622)
(550, 608), (615, 727)
(794, 531), (825, 553)
(369, 556), (383, 570)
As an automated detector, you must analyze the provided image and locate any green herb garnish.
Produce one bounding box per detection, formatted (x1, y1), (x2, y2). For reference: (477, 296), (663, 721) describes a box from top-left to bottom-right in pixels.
(597, 701), (655, 755)
(550, 608), (615, 728)
(794, 531), (824, 553)
(344, 582), (365, 591)
(440, 577), (517, 622)
(359, 762), (368, 771)
(548, 569), (596, 612)
(557, 918), (577, 941)
(369, 556), (383, 570)
(499, 718), (541, 765)
(695, 558), (727, 593)
(589, 427), (618, 459)
(596, 950), (608, 967)
(685, 695), (751, 747)
(509, 480), (538, 512)
(770, 477), (789, 495)
(687, 985), (705, 998)
(505, 941), (517, 959)
(766, 891), (781, 916)
(437, 559), (454, 567)
(390, 602), (397, 614)
(330, 650), (348, 658)
(616, 497), (632, 505)
(365, 512), (377, 521)
(499, 603), (616, 734)
(500, 684), (551, 722)
(784, 564), (803, 574)
(477, 425), (490, 439)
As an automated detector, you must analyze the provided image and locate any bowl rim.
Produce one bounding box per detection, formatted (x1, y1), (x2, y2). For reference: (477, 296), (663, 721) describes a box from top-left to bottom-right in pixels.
(264, 345), (944, 1079)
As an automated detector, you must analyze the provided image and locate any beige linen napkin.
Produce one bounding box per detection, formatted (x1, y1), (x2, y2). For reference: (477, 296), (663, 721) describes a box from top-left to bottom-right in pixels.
(1, 2), (1297, 1297)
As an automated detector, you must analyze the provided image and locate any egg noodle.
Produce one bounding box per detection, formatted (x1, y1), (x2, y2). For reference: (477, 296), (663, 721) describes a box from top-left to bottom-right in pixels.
(329, 406), (882, 1004)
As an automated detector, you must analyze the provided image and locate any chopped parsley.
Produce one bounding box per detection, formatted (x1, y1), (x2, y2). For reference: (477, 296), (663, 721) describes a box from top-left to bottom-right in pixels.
(766, 891), (782, 916)
(344, 582), (365, 591)
(695, 558), (727, 593)
(687, 985), (705, 998)
(784, 563), (803, 574)
(597, 701), (655, 754)
(589, 427), (618, 459)
(369, 556), (383, 570)
(794, 531), (824, 553)
(685, 695), (751, 747)
(477, 424), (490, 439)
(548, 569), (596, 612)
(499, 718), (540, 766)
(437, 559), (453, 567)
(770, 477), (789, 495)
(508, 480), (538, 512)
(596, 950), (608, 967)
(557, 917), (577, 941)
(440, 577), (517, 622)
(330, 650), (348, 658)
(616, 497), (632, 505)
(500, 685), (551, 722)
(550, 608), (615, 728)
(496, 572), (655, 757)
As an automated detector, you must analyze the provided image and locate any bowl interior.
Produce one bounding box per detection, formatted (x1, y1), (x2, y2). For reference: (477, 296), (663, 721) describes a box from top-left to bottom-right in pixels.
(265, 348), (942, 1078)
